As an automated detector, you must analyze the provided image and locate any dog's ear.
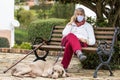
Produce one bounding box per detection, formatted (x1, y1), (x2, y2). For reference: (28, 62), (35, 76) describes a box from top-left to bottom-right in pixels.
(62, 68), (67, 77)
(48, 68), (53, 74)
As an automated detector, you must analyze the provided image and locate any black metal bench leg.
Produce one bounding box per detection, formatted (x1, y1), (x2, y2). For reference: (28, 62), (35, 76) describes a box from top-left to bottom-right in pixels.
(106, 64), (113, 76)
(33, 50), (49, 62)
(93, 63), (103, 78)
(93, 63), (113, 78)
(34, 50), (40, 59)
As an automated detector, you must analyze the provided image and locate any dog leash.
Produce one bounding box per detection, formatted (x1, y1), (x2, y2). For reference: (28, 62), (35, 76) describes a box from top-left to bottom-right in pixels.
(54, 37), (66, 65)
(54, 46), (64, 65)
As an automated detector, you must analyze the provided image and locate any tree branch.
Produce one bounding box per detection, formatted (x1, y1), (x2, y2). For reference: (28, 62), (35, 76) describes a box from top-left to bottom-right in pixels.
(78, 0), (96, 12)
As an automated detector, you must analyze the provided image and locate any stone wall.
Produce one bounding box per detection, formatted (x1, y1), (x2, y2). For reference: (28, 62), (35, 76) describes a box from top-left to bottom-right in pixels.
(0, 48), (63, 56)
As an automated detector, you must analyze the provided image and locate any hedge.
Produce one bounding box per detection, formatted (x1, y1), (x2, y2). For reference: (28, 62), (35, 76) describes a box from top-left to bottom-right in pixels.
(15, 28), (29, 45)
(0, 37), (10, 48)
(28, 18), (67, 42)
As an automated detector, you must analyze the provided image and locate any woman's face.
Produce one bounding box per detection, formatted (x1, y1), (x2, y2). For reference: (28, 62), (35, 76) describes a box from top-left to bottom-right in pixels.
(75, 10), (85, 22)
(76, 10), (84, 16)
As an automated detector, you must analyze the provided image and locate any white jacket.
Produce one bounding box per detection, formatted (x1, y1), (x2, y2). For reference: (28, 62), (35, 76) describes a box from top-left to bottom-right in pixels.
(62, 22), (96, 45)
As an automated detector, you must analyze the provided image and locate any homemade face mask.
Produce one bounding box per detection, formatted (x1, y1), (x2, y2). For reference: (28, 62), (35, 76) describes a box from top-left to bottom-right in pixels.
(76, 15), (84, 22)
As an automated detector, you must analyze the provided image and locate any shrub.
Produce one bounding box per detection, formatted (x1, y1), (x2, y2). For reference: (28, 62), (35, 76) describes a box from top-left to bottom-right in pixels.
(0, 37), (10, 48)
(28, 18), (67, 42)
(13, 43), (20, 49)
(31, 4), (52, 19)
(111, 43), (120, 69)
(30, 3), (74, 19)
(50, 3), (75, 19)
(20, 42), (31, 49)
(30, 3), (52, 10)
(81, 53), (99, 69)
(13, 42), (31, 49)
(15, 8), (36, 28)
(95, 18), (109, 27)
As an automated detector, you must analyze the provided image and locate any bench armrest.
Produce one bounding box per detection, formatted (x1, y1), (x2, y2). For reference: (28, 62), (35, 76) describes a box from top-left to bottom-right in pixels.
(97, 40), (112, 55)
(117, 27), (120, 35)
(97, 40), (112, 47)
(32, 37), (48, 45)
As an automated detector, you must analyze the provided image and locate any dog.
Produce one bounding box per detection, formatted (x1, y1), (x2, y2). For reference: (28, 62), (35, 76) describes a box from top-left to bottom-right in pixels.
(11, 60), (69, 79)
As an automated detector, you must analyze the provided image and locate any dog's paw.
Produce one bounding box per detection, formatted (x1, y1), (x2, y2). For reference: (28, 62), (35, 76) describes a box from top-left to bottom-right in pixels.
(66, 73), (70, 77)
(12, 74), (24, 78)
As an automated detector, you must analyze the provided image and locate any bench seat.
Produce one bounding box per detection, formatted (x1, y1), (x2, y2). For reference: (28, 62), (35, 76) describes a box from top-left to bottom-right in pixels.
(33, 45), (98, 52)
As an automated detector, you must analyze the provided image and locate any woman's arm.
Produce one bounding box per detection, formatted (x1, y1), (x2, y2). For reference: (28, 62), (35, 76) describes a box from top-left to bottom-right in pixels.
(86, 23), (96, 45)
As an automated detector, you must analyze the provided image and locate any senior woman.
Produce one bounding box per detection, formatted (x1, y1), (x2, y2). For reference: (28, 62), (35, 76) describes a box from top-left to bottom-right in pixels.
(61, 8), (96, 71)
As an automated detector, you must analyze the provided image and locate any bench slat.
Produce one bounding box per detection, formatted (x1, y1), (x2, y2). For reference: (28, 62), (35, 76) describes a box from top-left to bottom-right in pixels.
(52, 32), (114, 37)
(52, 34), (62, 37)
(54, 26), (65, 29)
(33, 45), (111, 53)
(50, 35), (113, 41)
(95, 35), (113, 39)
(95, 31), (114, 35)
(49, 40), (112, 45)
(52, 34), (114, 38)
(96, 40), (112, 43)
(49, 40), (112, 46)
(49, 42), (61, 45)
(53, 30), (63, 33)
(52, 30), (114, 35)
(94, 27), (115, 30)
(51, 38), (62, 41)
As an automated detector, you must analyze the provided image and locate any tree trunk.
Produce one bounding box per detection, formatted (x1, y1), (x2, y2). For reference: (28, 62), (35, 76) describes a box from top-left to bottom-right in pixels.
(95, 1), (105, 26)
(107, 1), (120, 27)
(116, 14), (120, 27)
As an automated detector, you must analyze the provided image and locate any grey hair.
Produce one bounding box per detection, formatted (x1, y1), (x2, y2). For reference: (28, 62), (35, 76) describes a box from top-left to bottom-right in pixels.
(74, 8), (85, 16)
(68, 8), (85, 25)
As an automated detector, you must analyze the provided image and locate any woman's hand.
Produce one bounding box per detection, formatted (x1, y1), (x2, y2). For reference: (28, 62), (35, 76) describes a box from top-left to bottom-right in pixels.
(79, 38), (88, 44)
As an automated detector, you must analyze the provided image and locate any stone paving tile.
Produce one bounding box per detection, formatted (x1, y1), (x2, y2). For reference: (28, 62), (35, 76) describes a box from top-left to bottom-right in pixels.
(0, 52), (120, 80)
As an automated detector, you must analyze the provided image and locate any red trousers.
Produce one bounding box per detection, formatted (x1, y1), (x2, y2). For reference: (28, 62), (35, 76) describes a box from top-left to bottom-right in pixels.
(61, 33), (87, 69)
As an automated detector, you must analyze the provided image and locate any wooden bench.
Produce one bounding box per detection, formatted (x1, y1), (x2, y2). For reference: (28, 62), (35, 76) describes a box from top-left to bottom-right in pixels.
(32, 25), (120, 78)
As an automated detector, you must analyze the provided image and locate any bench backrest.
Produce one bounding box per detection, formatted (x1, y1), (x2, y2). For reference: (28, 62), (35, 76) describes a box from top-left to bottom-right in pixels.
(48, 26), (115, 47)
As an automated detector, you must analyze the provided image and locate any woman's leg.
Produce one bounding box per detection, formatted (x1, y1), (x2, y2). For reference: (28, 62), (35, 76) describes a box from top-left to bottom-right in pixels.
(61, 41), (73, 69)
(61, 33), (81, 69)
(67, 33), (87, 61)
(66, 33), (82, 52)
(61, 33), (87, 69)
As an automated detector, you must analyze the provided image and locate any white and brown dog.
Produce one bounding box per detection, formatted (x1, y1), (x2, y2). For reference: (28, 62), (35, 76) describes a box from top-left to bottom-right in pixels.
(11, 60), (69, 79)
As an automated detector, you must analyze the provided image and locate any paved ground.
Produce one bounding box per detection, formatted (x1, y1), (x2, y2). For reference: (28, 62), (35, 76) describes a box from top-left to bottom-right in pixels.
(0, 52), (120, 80)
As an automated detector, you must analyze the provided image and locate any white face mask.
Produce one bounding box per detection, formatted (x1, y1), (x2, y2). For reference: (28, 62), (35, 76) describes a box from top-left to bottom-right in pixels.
(76, 15), (84, 22)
